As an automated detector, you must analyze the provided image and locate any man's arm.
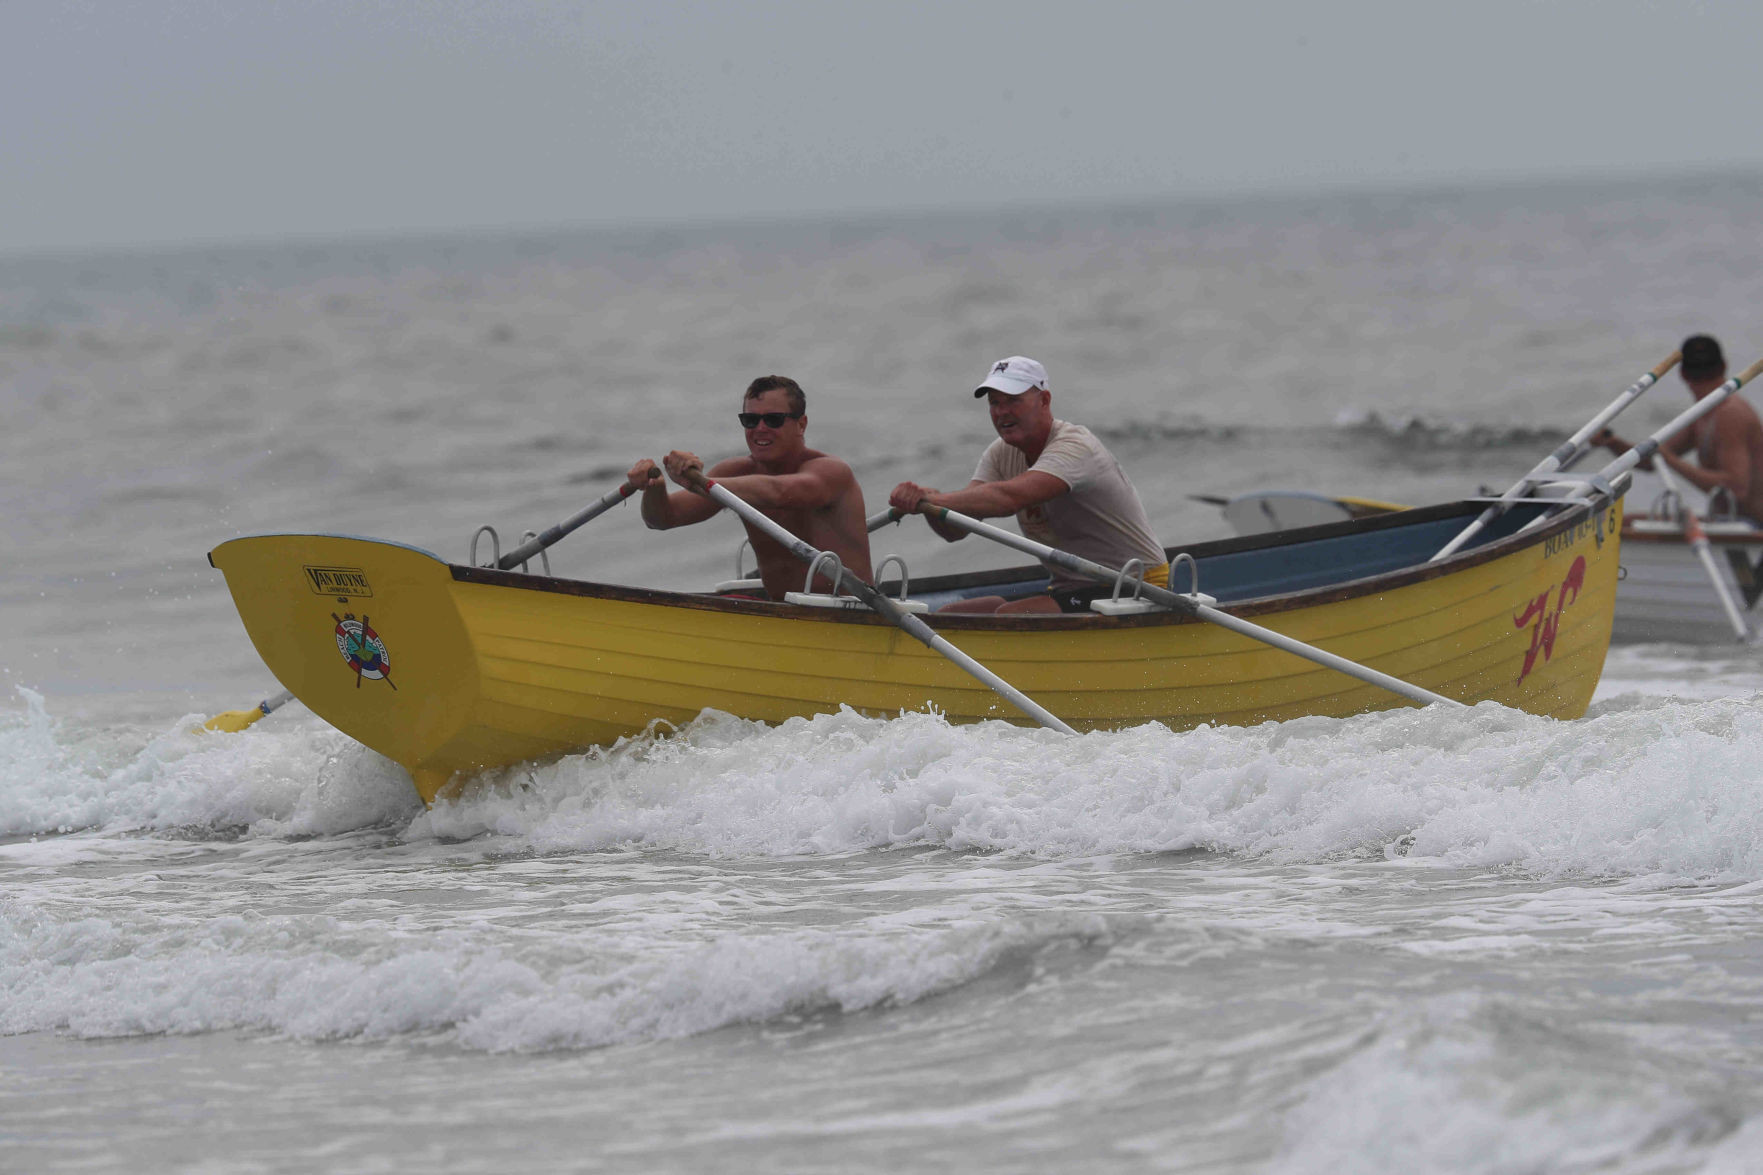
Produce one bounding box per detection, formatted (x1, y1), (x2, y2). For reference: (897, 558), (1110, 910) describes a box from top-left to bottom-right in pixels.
(711, 455), (857, 511)
(1591, 429), (1672, 471)
(1660, 427), (1752, 501)
(889, 473), (1068, 541)
(630, 457), (720, 529)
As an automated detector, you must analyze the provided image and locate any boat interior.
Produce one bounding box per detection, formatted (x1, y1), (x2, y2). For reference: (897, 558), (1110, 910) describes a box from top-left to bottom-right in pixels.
(697, 496), (1569, 615)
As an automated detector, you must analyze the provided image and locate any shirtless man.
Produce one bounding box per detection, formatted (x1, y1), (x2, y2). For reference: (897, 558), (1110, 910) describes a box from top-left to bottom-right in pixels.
(627, 375), (873, 600)
(887, 355), (1166, 614)
(1595, 335), (1763, 520)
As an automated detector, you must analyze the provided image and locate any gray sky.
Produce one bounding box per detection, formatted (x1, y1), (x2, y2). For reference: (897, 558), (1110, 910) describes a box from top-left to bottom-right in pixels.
(5, 0), (1762, 255)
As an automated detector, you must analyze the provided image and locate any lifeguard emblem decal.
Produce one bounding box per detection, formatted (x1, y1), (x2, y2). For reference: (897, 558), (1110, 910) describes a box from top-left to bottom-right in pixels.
(332, 612), (397, 690)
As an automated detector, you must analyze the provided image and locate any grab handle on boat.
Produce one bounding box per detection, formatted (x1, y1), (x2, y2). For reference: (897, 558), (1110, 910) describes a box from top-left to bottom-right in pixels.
(802, 550), (847, 597)
(518, 531), (552, 577)
(1166, 553), (1217, 607)
(735, 539), (759, 581)
(1110, 558), (1148, 604)
(470, 525), (501, 569)
(876, 554), (912, 602)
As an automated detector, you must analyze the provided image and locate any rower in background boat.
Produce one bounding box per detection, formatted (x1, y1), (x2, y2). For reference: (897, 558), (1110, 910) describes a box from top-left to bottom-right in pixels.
(1593, 335), (1763, 524)
(626, 374), (874, 602)
(887, 355), (1169, 614)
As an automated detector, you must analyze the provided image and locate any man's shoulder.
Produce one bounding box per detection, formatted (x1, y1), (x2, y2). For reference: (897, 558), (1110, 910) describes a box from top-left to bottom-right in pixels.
(1045, 419), (1110, 454)
(1713, 396), (1763, 433)
(799, 448), (857, 475)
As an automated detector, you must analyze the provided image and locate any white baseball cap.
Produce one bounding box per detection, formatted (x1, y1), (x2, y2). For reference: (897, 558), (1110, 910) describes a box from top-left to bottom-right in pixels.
(973, 355), (1049, 398)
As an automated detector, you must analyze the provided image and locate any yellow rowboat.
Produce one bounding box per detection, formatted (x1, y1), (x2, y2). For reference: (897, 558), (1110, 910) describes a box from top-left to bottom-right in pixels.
(209, 491), (1624, 805)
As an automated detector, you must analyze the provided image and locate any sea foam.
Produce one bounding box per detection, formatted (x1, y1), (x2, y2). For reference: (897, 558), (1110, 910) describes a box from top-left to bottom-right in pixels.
(0, 686), (418, 837)
(424, 696), (1763, 883)
(7, 685), (1763, 882)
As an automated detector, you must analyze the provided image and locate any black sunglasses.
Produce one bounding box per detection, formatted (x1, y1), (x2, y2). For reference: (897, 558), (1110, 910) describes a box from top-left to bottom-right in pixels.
(738, 411), (803, 429)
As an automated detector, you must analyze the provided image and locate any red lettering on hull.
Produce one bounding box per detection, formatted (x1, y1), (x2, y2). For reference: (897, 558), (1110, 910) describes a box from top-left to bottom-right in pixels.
(1513, 556), (1586, 685)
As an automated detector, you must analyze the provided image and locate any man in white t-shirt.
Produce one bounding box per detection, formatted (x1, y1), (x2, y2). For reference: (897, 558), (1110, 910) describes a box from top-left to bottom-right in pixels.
(887, 356), (1168, 614)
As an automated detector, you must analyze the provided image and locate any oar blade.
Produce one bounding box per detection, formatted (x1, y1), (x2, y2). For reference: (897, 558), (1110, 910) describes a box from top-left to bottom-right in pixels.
(198, 689), (293, 734)
(202, 707), (268, 733)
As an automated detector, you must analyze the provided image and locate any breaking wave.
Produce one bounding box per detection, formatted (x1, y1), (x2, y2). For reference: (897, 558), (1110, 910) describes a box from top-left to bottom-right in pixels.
(7, 686), (1763, 882)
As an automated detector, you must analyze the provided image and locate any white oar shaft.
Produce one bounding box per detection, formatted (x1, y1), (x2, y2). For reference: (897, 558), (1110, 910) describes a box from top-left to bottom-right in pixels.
(1521, 356), (1763, 532)
(923, 507), (1462, 710)
(1430, 351), (1681, 562)
(694, 477), (1076, 735)
(1654, 462), (1750, 641)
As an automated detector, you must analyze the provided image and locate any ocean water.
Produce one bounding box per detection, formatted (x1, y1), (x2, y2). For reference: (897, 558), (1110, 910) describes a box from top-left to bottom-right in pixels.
(6, 173), (1763, 1172)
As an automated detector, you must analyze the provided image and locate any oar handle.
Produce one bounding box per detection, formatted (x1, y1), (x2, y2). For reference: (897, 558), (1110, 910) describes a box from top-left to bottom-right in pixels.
(1647, 351), (1684, 380)
(684, 470), (1076, 734)
(497, 469), (659, 570)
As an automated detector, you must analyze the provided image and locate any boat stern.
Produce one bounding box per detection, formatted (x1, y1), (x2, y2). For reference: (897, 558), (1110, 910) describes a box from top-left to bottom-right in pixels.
(209, 534), (481, 801)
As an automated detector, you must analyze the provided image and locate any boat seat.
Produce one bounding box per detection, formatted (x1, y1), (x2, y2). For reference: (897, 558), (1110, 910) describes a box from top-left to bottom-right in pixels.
(1701, 522), (1763, 541)
(1089, 597), (1165, 616)
(784, 591), (929, 614)
(1089, 591), (1214, 617)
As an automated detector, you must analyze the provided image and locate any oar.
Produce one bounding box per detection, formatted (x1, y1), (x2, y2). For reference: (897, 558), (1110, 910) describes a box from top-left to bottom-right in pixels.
(497, 468), (660, 570)
(898, 505), (1463, 710)
(202, 688), (294, 733)
(1653, 460), (1751, 641)
(1430, 350), (1682, 562)
(1519, 356), (1763, 532)
(683, 470), (1076, 734)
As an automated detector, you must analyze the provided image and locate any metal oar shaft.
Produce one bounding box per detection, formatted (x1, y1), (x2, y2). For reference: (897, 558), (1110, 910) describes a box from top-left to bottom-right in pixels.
(924, 507), (1462, 710)
(498, 480), (643, 570)
(1654, 462), (1750, 641)
(1430, 350), (1681, 562)
(692, 476), (1076, 735)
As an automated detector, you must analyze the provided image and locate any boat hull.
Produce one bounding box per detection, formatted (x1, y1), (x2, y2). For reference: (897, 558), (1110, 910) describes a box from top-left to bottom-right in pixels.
(210, 497), (1623, 805)
(1611, 522), (1763, 643)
